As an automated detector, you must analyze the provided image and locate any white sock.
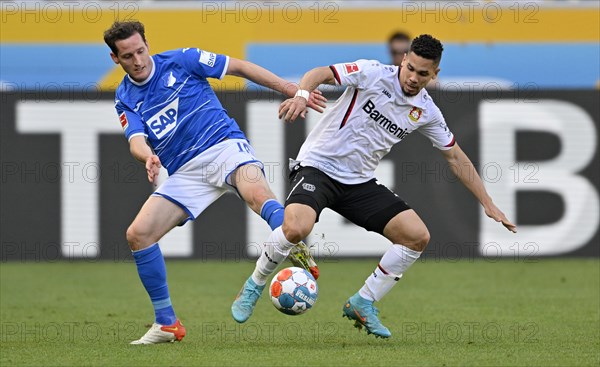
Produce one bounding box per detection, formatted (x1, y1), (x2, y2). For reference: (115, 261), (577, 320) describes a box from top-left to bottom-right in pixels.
(359, 244), (421, 301)
(251, 226), (296, 286)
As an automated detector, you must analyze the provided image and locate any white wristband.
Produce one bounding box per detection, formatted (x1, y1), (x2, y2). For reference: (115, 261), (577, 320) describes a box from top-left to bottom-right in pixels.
(294, 89), (310, 102)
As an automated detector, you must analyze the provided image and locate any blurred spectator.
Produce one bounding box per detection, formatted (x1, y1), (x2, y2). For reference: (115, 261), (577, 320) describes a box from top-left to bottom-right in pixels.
(388, 31), (411, 66)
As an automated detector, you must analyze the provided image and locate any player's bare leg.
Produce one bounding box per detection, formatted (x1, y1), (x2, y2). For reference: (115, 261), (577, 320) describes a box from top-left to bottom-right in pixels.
(230, 163), (276, 215)
(127, 196), (188, 251)
(343, 209), (429, 338)
(232, 164), (319, 278)
(127, 196), (188, 344)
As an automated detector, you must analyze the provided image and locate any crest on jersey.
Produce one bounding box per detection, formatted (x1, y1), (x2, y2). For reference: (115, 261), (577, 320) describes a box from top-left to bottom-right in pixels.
(163, 71), (177, 88)
(119, 112), (128, 130)
(408, 106), (422, 122)
(343, 63), (360, 75)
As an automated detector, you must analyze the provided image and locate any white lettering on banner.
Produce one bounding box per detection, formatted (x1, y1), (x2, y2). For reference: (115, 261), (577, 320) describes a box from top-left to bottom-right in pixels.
(480, 100), (599, 256)
(246, 102), (394, 256)
(16, 101), (192, 258)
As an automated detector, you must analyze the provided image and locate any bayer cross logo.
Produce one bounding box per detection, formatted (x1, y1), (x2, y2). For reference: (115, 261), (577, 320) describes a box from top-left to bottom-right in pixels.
(302, 183), (316, 192)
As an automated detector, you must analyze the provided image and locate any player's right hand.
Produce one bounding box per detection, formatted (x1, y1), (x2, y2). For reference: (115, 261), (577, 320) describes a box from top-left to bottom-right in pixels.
(145, 155), (162, 184)
(279, 96), (308, 122)
(484, 203), (517, 233)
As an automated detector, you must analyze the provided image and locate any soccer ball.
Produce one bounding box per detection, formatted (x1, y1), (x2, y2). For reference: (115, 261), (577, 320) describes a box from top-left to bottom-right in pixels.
(270, 267), (318, 315)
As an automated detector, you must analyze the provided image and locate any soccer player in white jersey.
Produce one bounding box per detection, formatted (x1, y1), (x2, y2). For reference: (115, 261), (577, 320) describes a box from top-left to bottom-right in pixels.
(232, 34), (517, 338)
(103, 21), (325, 344)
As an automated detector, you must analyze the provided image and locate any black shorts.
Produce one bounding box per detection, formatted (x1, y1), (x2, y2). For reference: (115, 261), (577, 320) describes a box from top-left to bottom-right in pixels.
(285, 165), (411, 235)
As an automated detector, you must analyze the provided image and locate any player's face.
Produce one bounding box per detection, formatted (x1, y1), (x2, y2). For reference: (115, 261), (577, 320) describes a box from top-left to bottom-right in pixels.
(399, 52), (440, 96)
(110, 32), (152, 82)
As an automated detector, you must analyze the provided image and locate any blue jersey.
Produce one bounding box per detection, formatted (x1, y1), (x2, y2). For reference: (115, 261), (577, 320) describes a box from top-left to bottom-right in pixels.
(114, 48), (246, 174)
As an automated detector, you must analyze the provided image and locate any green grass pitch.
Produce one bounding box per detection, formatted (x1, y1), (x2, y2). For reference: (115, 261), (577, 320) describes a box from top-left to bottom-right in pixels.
(1, 258), (599, 366)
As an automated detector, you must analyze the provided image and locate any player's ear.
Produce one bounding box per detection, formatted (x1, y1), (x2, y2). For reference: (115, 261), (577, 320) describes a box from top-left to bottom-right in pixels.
(433, 66), (441, 79)
(110, 52), (119, 65)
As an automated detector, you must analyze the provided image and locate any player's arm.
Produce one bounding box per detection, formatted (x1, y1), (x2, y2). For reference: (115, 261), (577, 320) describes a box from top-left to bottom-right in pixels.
(279, 66), (336, 122)
(440, 143), (517, 233)
(129, 136), (161, 184)
(226, 58), (326, 112)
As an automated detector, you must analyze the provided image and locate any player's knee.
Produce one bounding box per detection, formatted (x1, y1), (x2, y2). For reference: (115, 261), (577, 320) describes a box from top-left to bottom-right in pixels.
(126, 224), (148, 251)
(282, 222), (308, 244)
(389, 226), (430, 252)
(408, 229), (430, 252)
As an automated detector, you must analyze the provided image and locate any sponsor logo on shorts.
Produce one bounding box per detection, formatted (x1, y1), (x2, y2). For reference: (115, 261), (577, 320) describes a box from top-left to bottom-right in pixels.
(302, 183), (316, 192)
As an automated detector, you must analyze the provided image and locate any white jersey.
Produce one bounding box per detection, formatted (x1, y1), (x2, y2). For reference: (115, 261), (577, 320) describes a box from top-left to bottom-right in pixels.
(294, 59), (455, 184)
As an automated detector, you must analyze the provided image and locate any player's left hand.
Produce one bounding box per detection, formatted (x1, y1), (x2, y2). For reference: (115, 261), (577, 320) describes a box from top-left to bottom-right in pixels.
(484, 203), (517, 233)
(307, 89), (327, 113)
(279, 96), (308, 122)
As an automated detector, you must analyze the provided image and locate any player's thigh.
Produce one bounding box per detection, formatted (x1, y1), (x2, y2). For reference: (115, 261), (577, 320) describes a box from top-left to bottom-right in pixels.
(282, 203), (318, 243)
(232, 163), (276, 213)
(127, 196), (188, 249)
(333, 179), (415, 238)
(283, 165), (342, 243)
(382, 209), (430, 251)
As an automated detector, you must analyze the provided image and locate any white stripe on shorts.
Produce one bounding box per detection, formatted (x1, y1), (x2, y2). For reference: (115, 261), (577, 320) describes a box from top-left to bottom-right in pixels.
(286, 176), (305, 201)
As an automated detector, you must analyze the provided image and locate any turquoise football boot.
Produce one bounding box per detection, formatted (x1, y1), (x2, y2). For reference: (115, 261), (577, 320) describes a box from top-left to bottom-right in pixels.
(342, 292), (391, 338)
(231, 277), (265, 323)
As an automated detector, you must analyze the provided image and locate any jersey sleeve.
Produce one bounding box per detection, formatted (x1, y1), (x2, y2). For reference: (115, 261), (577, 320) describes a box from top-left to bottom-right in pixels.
(114, 93), (146, 141)
(178, 47), (229, 80)
(329, 59), (382, 89)
(417, 106), (456, 150)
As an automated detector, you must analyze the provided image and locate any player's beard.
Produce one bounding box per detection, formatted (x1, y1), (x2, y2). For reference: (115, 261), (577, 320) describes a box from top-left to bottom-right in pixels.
(402, 85), (419, 97)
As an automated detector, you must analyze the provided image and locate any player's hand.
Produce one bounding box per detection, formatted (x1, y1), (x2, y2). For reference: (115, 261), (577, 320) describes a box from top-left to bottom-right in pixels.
(145, 155), (162, 184)
(484, 203), (517, 233)
(307, 89), (327, 113)
(279, 96), (308, 122)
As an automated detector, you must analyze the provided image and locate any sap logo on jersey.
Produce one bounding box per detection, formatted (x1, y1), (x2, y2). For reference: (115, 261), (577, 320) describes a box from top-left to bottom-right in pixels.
(147, 98), (179, 138)
(199, 51), (216, 67)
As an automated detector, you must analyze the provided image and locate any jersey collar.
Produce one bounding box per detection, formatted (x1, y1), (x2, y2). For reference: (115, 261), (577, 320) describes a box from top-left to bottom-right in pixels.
(127, 56), (156, 86)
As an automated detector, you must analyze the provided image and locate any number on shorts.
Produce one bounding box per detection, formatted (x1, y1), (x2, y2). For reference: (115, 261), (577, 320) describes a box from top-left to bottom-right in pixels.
(237, 142), (251, 153)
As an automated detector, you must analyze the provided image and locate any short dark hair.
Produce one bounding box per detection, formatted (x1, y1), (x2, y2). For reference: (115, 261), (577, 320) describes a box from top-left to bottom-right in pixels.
(388, 31), (411, 45)
(410, 34), (444, 64)
(103, 20), (146, 56)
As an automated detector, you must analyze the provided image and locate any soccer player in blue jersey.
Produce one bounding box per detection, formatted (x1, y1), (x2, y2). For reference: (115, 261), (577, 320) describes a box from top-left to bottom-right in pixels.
(103, 20), (325, 344)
